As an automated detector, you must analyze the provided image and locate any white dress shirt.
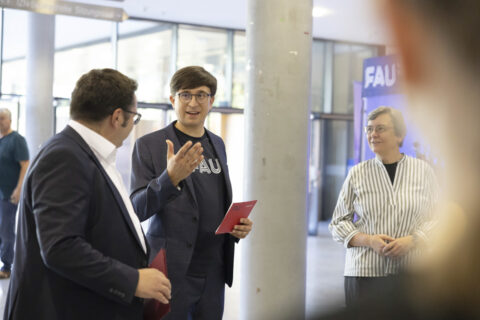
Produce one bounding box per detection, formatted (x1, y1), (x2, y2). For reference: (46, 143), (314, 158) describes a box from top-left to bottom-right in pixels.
(329, 155), (438, 277)
(68, 120), (146, 253)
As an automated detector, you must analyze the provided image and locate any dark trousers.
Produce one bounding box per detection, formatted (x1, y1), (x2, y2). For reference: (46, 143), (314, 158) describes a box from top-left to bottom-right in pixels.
(344, 276), (397, 308)
(163, 266), (226, 320)
(0, 199), (17, 271)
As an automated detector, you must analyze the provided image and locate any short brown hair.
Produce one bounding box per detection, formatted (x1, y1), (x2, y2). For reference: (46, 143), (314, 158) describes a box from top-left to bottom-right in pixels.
(70, 69), (138, 122)
(170, 66), (217, 96)
(399, 0), (480, 74)
(368, 106), (407, 147)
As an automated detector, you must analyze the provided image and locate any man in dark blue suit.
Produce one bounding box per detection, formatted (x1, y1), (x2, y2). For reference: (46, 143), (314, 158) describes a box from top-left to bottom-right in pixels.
(130, 66), (253, 320)
(4, 69), (171, 320)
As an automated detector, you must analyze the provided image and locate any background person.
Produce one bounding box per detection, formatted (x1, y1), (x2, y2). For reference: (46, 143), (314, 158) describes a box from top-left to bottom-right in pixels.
(329, 106), (437, 307)
(4, 69), (170, 320)
(130, 66), (252, 320)
(0, 108), (29, 279)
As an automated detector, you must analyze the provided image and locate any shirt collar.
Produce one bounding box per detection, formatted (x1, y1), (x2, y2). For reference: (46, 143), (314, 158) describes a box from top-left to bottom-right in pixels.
(68, 120), (117, 164)
(374, 153), (407, 166)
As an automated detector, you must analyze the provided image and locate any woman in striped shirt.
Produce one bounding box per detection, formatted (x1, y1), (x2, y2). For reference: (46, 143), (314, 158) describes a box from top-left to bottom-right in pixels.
(329, 106), (437, 307)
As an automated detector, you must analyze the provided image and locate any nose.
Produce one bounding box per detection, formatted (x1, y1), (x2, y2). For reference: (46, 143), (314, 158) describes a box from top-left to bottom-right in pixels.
(370, 130), (380, 138)
(188, 95), (199, 107)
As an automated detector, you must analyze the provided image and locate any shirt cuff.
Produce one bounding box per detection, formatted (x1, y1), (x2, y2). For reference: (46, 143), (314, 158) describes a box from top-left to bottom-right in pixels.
(413, 230), (428, 245)
(344, 230), (360, 249)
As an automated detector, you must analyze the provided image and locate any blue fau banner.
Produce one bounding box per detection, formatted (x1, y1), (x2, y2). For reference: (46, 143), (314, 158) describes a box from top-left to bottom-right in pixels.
(357, 55), (433, 162)
(362, 55), (400, 97)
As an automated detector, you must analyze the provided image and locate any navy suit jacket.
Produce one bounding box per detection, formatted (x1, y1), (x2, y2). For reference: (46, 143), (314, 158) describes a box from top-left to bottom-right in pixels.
(4, 126), (148, 320)
(130, 122), (235, 286)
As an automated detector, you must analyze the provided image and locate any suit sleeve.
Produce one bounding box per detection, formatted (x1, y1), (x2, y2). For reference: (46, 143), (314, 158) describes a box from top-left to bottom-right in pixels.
(130, 136), (181, 222)
(32, 148), (139, 305)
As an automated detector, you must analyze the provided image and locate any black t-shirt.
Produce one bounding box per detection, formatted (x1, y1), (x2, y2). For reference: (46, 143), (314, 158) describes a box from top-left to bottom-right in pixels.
(173, 125), (227, 276)
(383, 162), (398, 185)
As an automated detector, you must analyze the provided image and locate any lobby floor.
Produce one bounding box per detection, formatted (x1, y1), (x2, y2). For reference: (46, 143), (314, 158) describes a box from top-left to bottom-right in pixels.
(0, 222), (345, 319)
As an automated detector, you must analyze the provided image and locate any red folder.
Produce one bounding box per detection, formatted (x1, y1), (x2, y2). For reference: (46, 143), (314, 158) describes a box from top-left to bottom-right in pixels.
(143, 248), (170, 320)
(215, 200), (257, 235)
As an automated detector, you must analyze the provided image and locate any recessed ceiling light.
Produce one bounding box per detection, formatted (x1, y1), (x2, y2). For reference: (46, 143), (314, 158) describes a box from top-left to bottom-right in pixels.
(312, 6), (333, 18)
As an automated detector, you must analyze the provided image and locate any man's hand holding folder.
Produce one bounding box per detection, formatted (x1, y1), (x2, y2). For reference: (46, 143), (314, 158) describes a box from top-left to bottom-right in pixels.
(142, 249), (171, 320)
(216, 200), (256, 239)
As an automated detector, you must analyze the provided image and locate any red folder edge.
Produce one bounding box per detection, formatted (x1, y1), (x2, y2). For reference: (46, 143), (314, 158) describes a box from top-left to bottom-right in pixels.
(215, 200), (257, 235)
(143, 248), (170, 320)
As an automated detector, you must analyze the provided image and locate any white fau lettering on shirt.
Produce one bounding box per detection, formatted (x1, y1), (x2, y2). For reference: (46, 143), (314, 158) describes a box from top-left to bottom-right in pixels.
(193, 158), (222, 174)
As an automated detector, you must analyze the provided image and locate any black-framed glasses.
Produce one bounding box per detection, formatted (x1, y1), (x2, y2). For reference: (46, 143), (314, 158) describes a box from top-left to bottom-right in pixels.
(177, 92), (212, 104)
(364, 125), (392, 134)
(123, 110), (142, 125)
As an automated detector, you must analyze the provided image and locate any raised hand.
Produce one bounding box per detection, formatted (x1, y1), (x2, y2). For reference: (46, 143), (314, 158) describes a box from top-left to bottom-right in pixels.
(166, 139), (204, 187)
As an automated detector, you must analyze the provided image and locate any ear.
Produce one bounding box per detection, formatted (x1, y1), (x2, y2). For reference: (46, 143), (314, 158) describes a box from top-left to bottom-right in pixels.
(110, 108), (124, 128)
(169, 95), (175, 105)
(208, 96), (215, 112)
(398, 135), (405, 147)
(383, 1), (427, 86)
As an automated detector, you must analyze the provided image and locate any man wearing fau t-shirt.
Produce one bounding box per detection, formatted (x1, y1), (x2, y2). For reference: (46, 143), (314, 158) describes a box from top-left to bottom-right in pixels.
(130, 66), (253, 320)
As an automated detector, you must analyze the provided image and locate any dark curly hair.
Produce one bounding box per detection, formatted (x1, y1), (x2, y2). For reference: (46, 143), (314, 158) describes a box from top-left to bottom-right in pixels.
(70, 69), (138, 122)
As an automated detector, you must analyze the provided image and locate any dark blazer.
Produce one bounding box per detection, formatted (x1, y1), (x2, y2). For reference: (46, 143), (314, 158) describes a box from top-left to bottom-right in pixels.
(4, 126), (149, 320)
(130, 122), (235, 286)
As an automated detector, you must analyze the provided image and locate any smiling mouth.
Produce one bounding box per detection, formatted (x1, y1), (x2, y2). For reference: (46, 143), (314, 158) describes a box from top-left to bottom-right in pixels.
(186, 111), (200, 116)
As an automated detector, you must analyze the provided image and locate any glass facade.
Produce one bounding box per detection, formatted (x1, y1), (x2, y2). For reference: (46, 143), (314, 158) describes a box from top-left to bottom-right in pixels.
(0, 7), (380, 225)
(54, 16), (114, 98)
(232, 31), (246, 109)
(311, 41), (326, 113)
(1, 9), (27, 95)
(177, 26), (229, 107)
(332, 43), (377, 114)
(118, 21), (173, 103)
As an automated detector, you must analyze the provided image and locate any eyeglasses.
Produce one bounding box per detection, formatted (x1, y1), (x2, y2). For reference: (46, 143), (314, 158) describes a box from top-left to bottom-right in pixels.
(177, 92), (212, 104)
(364, 125), (392, 134)
(123, 110), (142, 125)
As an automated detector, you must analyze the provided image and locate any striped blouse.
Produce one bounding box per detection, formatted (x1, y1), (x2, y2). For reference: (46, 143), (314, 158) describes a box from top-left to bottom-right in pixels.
(329, 155), (438, 277)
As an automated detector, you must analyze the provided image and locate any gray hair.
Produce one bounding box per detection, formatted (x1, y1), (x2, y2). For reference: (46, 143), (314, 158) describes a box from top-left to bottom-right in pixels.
(0, 108), (12, 120)
(367, 106), (406, 147)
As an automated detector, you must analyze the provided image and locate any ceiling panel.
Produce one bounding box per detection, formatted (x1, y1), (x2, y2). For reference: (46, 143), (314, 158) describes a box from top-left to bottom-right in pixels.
(68, 0), (389, 45)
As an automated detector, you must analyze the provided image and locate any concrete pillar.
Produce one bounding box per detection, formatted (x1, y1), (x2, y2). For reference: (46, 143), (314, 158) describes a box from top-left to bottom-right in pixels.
(26, 13), (55, 157)
(242, 0), (312, 319)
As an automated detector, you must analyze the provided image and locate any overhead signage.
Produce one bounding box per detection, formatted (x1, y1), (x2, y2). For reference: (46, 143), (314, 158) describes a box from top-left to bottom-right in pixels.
(362, 55), (400, 97)
(0, 0), (128, 22)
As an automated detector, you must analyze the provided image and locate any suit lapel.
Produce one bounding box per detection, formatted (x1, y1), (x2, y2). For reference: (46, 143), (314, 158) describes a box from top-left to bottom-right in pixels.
(62, 126), (148, 255)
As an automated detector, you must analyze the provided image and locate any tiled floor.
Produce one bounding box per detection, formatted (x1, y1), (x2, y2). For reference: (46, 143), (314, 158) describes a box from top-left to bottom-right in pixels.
(0, 222), (345, 319)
